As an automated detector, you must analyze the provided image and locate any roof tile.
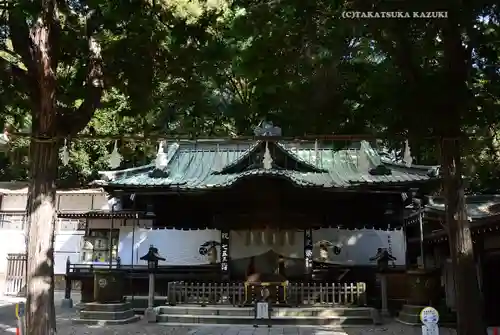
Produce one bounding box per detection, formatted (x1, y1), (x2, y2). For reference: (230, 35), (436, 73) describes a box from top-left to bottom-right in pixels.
(103, 140), (438, 189)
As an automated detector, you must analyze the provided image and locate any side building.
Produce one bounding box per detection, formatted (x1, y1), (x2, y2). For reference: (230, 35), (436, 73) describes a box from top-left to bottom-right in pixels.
(0, 182), (109, 293)
(404, 194), (500, 326)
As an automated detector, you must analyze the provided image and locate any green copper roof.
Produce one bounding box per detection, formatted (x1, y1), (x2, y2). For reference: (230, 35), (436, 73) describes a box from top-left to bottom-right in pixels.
(426, 194), (500, 220)
(98, 140), (439, 190)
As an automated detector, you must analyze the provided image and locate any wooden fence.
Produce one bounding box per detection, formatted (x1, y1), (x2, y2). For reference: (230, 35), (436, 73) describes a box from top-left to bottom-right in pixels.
(3, 253), (80, 296)
(4, 253), (367, 306)
(4, 253), (26, 296)
(167, 281), (367, 306)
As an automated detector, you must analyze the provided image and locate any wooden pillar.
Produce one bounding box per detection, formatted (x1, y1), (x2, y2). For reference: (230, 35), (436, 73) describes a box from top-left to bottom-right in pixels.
(64, 257), (71, 299)
(401, 210), (411, 269)
(304, 228), (313, 279)
(221, 229), (230, 280)
(473, 233), (484, 296)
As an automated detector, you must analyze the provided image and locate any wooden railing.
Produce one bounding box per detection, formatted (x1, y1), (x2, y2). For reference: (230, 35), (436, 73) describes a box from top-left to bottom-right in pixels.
(167, 281), (367, 306)
(168, 282), (245, 306)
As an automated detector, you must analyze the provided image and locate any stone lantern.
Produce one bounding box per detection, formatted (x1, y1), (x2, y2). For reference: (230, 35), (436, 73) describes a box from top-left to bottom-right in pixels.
(370, 248), (396, 273)
(370, 248), (396, 317)
(140, 245), (165, 322)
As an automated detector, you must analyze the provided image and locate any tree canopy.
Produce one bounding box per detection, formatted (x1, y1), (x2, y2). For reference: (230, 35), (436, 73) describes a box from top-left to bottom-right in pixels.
(1, 0), (499, 333)
(2, 2), (499, 187)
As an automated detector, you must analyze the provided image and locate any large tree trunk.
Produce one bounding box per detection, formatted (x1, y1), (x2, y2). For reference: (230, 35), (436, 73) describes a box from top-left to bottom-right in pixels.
(26, 139), (59, 334)
(7, 1), (102, 333)
(25, 5), (59, 334)
(441, 138), (486, 335)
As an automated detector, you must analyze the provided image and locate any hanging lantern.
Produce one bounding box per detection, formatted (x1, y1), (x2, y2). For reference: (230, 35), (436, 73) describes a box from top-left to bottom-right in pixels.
(107, 141), (123, 169)
(59, 139), (70, 166)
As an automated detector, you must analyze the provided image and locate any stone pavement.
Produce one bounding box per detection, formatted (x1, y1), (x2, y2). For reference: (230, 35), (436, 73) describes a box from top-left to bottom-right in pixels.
(0, 292), (461, 335)
(3, 305), (460, 335)
(48, 320), (459, 335)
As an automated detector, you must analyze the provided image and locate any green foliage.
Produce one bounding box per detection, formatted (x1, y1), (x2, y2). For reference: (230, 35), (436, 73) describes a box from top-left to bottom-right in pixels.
(1, 0), (500, 192)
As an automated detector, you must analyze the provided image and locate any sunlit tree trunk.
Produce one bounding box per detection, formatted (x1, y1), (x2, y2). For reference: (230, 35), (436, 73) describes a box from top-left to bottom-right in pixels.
(8, 1), (103, 333)
(23, 6), (60, 333)
(26, 140), (59, 334)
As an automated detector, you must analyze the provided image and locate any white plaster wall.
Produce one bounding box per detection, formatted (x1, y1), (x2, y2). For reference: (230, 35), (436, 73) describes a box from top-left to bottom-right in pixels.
(118, 228), (221, 266)
(0, 230), (26, 273)
(0, 229), (84, 275)
(53, 231), (84, 274)
(1, 192), (108, 212)
(312, 228), (406, 266)
(229, 230), (304, 259)
(1, 195), (28, 211)
(0, 189), (125, 275)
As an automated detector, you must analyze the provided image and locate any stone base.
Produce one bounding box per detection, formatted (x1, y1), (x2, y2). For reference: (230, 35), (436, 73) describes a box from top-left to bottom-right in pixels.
(60, 298), (73, 309)
(396, 304), (426, 325)
(144, 307), (157, 323)
(72, 315), (141, 325)
(397, 304), (456, 327)
(72, 302), (139, 325)
(157, 306), (377, 326)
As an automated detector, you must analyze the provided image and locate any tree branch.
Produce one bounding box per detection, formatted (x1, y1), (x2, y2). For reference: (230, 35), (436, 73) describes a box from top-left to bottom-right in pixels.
(56, 36), (104, 136)
(0, 49), (28, 81)
(7, 6), (35, 75)
(48, 0), (61, 71)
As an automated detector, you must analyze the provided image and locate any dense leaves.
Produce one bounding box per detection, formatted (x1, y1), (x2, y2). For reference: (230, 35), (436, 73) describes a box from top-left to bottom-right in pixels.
(1, 1), (500, 333)
(3, 2), (498, 185)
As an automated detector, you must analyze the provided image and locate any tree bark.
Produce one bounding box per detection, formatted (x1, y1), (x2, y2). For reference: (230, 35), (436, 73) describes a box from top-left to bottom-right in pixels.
(441, 138), (486, 335)
(25, 2), (59, 333)
(26, 139), (59, 335)
(7, 1), (102, 334)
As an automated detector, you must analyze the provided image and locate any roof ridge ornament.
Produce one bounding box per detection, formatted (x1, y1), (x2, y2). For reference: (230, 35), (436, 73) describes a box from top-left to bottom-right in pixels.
(263, 142), (273, 169)
(107, 141), (123, 169)
(357, 143), (371, 172)
(155, 140), (168, 170)
(403, 139), (413, 167)
(314, 140), (320, 166)
(254, 121), (282, 137)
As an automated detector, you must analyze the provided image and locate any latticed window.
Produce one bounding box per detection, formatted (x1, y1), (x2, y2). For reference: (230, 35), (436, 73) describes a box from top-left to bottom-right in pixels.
(80, 229), (119, 262)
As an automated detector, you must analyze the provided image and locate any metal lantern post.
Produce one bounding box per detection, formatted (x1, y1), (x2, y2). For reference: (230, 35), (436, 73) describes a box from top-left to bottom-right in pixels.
(140, 245), (165, 322)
